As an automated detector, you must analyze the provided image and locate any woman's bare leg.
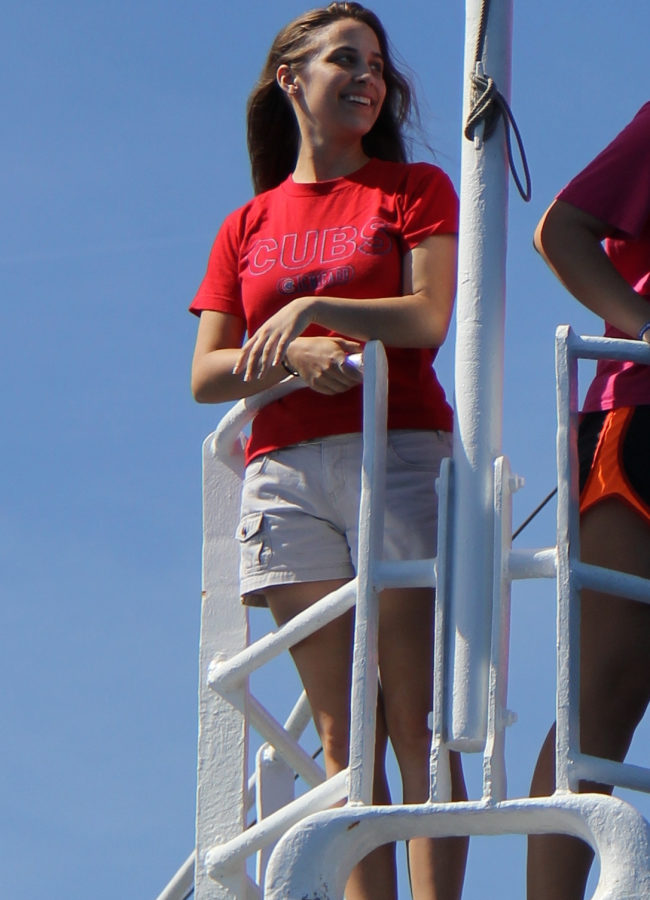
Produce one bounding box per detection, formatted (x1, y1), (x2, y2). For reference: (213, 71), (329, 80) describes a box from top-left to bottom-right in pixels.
(378, 587), (468, 900)
(266, 579), (397, 900)
(527, 500), (650, 900)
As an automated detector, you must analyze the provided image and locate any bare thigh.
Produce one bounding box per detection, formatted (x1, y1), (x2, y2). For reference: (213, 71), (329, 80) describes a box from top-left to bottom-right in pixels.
(264, 579), (396, 900)
(378, 588), (434, 779)
(527, 499), (650, 900)
(579, 499), (650, 764)
(264, 579), (355, 770)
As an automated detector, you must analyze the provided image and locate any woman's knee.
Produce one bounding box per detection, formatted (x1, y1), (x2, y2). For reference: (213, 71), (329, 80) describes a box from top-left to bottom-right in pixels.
(317, 724), (350, 771)
(387, 709), (433, 767)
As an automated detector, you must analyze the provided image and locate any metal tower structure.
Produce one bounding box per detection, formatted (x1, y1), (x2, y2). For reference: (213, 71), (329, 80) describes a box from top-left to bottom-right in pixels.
(156, 2), (650, 897)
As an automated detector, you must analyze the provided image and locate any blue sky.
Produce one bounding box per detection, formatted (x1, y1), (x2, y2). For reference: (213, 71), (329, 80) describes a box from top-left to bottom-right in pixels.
(2, 2), (649, 898)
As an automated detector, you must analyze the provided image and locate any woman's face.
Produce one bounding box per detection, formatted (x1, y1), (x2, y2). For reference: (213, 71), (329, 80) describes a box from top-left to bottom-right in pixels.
(280, 19), (387, 149)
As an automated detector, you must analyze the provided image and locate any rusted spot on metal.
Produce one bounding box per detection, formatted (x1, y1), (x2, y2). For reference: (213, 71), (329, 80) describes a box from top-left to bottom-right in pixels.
(346, 820), (360, 831)
(301, 881), (330, 899)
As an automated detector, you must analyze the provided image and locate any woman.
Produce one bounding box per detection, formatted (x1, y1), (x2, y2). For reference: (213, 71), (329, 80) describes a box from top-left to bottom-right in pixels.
(528, 102), (650, 899)
(191, 5), (467, 898)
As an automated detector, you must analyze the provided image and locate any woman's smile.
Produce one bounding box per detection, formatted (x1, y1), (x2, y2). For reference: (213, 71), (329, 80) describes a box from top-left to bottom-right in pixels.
(341, 93), (373, 106)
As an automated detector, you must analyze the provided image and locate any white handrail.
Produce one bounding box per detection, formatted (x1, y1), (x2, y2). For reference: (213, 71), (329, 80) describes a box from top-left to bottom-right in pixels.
(247, 696), (325, 788)
(207, 581), (357, 693)
(154, 852), (194, 900)
(205, 771), (349, 881)
(574, 561), (650, 605)
(202, 342), (395, 890)
(210, 375), (307, 473)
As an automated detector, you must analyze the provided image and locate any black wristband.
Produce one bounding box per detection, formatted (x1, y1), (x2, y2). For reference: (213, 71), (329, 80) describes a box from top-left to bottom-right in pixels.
(638, 321), (650, 342)
(281, 359), (300, 377)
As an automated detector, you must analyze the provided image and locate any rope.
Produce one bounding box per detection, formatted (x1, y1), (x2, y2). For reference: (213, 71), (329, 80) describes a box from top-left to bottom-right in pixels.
(511, 487), (557, 541)
(473, 0), (491, 65)
(464, 0), (532, 202)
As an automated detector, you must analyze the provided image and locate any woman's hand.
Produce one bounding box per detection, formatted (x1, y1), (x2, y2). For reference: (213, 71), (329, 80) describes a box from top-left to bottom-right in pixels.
(286, 336), (364, 394)
(231, 232), (457, 384)
(233, 297), (316, 381)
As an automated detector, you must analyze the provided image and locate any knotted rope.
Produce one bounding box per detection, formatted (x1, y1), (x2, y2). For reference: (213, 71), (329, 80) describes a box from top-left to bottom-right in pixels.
(464, 0), (532, 202)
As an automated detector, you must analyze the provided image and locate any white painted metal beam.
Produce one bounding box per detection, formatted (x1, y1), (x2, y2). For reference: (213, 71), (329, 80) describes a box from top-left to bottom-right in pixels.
(347, 342), (387, 805)
(195, 437), (249, 900)
(205, 771), (348, 883)
(265, 794), (650, 900)
(447, 0), (513, 751)
(154, 852), (195, 900)
(208, 582), (357, 694)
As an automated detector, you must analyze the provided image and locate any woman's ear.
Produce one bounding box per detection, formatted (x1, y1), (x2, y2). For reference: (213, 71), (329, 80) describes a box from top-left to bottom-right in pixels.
(277, 64), (299, 96)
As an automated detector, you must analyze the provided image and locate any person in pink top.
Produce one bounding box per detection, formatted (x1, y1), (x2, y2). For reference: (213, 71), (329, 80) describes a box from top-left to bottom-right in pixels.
(528, 103), (650, 899)
(190, 4), (467, 898)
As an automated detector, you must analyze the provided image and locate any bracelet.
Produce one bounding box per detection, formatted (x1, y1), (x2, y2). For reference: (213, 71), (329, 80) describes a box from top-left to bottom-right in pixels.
(281, 359), (300, 377)
(638, 321), (650, 342)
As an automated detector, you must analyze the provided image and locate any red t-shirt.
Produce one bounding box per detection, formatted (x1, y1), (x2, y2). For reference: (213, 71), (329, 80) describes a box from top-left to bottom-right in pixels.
(191, 158), (458, 461)
(558, 101), (650, 410)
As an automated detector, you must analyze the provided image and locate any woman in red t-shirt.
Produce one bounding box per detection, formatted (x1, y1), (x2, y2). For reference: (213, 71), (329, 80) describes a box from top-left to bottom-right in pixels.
(191, 6), (467, 898)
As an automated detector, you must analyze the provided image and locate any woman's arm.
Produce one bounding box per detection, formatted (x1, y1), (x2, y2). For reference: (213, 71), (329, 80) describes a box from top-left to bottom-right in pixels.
(191, 310), (363, 403)
(534, 199), (650, 341)
(191, 310), (286, 403)
(233, 233), (458, 382)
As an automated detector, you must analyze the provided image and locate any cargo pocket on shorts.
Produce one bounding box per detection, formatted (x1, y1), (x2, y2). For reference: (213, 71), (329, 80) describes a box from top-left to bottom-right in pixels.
(236, 511), (271, 573)
(387, 431), (440, 470)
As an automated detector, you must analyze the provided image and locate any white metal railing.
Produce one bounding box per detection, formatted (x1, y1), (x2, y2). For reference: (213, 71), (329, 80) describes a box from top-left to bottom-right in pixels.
(257, 339), (650, 900)
(199, 341), (452, 889)
(554, 326), (650, 795)
(207, 581), (357, 696)
(193, 336), (539, 892)
(156, 331), (650, 900)
(155, 852), (194, 900)
(195, 338), (523, 896)
(193, 335), (556, 896)
(191, 340), (447, 897)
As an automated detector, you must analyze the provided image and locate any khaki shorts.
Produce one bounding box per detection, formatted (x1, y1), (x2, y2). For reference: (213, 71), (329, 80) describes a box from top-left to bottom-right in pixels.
(237, 430), (452, 605)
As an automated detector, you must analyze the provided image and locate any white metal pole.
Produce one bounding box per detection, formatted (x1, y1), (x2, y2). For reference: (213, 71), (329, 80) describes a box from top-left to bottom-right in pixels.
(195, 437), (249, 900)
(348, 342), (388, 805)
(447, 0), (513, 750)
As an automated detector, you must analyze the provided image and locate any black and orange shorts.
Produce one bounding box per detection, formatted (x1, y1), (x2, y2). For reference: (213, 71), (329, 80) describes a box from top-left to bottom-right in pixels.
(578, 405), (650, 525)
